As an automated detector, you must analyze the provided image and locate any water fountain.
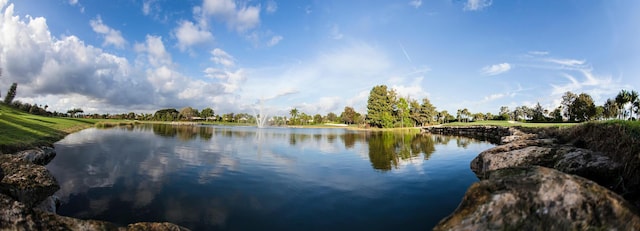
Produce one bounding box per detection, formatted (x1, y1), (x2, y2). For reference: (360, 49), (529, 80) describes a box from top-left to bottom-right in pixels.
(254, 98), (270, 128)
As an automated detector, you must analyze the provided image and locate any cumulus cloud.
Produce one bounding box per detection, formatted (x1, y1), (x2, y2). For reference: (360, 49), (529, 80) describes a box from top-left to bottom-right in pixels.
(0, 3), (232, 113)
(89, 16), (126, 49)
(211, 48), (235, 67)
(201, 0), (261, 32)
(480, 63), (511, 76)
(409, 0), (422, 8)
(173, 20), (213, 51)
(464, 0), (492, 11)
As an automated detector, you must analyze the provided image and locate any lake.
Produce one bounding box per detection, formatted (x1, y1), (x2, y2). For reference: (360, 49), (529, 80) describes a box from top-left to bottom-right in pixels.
(47, 124), (494, 230)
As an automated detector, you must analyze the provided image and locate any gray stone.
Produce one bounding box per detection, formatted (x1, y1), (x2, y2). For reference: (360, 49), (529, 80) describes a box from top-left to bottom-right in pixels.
(470, 139), (556, 178)
(35, 195), (60, 214)
(14, 146), (57, 165)
(554, 146), (622, 187)
(0, 157), (60, 208)
(434, 166), (640, 231)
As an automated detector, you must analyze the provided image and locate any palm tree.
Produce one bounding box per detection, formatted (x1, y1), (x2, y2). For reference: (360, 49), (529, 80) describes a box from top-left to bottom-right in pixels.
(289, 108), (299, 125)
(603, 98), (618, 120)
(630, 90), (639, 119)
(615, 90), (630, 119)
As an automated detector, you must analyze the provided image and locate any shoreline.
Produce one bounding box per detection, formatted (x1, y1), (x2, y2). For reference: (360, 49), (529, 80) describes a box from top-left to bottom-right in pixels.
(427, 123), (640, 230)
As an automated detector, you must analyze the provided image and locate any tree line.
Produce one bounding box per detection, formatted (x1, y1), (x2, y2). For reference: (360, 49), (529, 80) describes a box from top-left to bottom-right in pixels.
(3, 80), (639, 126)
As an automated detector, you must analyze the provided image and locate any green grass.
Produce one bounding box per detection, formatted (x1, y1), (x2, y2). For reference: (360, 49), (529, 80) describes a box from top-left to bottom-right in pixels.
(443, 120), (578, 128)
(0, 104), (97, 153)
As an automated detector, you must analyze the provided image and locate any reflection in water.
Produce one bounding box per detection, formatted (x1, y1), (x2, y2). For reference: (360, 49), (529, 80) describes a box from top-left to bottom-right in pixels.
(48, 126), (493, 231)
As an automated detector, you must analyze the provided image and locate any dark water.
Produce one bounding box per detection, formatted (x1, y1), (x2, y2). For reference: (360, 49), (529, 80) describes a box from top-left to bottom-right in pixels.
(48, 124), (494, 230)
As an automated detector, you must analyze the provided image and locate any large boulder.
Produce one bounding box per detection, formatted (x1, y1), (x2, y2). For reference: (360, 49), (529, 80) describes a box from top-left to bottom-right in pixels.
(14, 147), (57, 165)
(434, 166), (640, 231)
(470, 139), (623, 188)
(0, 193), (190, 230)
(0, 157), (60, 208)
(470, 139), (556, 178)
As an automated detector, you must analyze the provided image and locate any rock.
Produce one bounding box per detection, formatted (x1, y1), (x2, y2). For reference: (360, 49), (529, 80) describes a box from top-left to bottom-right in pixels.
(35, 195), (60, 214)
(470, 139), (556, 178)
(434, 166), (640, 231)
(126, 222), (190, 231)
(14, 147), (57, 165)
(1, 193), (190, 230)
(0, 157), (60, 208)
(553, 146), (622, 187)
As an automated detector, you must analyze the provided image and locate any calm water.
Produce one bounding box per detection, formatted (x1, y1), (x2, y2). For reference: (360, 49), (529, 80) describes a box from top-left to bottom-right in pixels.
(48, 124), (494, 230)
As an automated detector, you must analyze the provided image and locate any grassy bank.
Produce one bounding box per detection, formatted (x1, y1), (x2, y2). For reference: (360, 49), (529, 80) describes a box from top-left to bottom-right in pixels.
(0, 104), (97, 153)
(444, 120), (578, 128)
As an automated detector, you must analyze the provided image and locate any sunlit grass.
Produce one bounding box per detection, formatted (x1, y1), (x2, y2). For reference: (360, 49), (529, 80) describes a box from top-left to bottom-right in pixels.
(0, 104), (97, 153)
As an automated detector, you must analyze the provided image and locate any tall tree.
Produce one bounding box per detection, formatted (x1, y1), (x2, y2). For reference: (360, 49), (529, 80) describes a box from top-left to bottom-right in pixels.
(615, 90), (631, 119)
(201, 107), (214, 120)
(326, 112), (338, 122)
(396, 98), (410, 127)
(499, 106), (511, 120)
(630, 90), (639, 119)
(341, 106), (357, 124)
(561, 91), (578, 120)
(408, 99), (421, 126)
(419, 98), (436, 125)
(570, 93), (596, 122)
(179, 107), (197, 120)
(4, 83), (17, 104)
(603, 98), (618, 119)
(366, 85), (394, 128)
(532, 102), (545, 122)
(289, 108), (299, 125)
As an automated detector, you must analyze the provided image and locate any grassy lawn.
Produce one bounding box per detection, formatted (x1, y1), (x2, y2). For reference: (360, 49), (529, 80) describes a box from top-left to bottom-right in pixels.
(0, 104), (98, 153)
(443, 120), (579, 128)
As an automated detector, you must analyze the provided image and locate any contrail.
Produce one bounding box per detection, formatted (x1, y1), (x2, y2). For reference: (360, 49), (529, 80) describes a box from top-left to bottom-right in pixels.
(399, 42), (412, 63)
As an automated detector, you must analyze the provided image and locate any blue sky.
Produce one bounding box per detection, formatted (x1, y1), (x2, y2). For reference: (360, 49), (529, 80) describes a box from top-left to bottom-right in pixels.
(1, 0), (639, 116)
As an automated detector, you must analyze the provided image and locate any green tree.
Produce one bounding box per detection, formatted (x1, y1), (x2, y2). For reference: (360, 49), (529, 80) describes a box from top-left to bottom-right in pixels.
(201, 107), (214, 120)
(561, 91), (577, 120)
(409, 99), (421, 126)
(630, 90), (639, 119)
(366, 85), (394, 128)
(289, 108), (299, 125)
(4, 82), (17, 104)
(67, 108), (84, 118)
(341, 106), (357, 124)
(326, 112), (338, 122)
(313, 114), (323, 124)
(532, 102), (545, 122)
(615, 90), (630, 119)
(499, 106), (511, 120)
(603, 98), (618, 119)
(570, 93), (596, 122)
(153, 108), (179, 121)
(396, 98), (411, 127)
(419, 98), (436, 125)
(179, 107), (197, 120)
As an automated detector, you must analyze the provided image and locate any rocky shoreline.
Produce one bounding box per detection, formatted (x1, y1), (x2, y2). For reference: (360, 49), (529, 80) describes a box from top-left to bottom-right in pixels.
(0, 147), (189, 231)
(425, 125), (640, 230)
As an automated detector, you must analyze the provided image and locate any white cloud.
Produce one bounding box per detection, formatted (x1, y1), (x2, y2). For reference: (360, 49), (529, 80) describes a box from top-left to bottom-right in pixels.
(142, 0), (155, 16)
(134, 35), (171, 67)
(267, 35), (283, 47)
(201, 0), (261, 32)
(529, 51), (549, 56)
(409, 0), (422, 8)
(481, 63), (511, 76)
(266, 0), (277, 14)
(69, 0), (78, 5)
(464, 0), (492, 11)
(544, 58), (585, 67)
(211, 48), (235, 67)
(89, 16), (126, 49)
(173, 20), (213, 51)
